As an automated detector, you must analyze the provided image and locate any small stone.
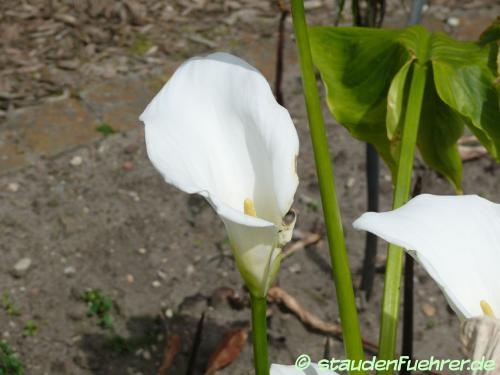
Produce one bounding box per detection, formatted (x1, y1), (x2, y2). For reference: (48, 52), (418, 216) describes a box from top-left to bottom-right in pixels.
(126, 274), (134, 283)
(447, 17), (460, 27)
(67, 305), (87, 321)
(186, 264), (195, 277)
(70, 156), (83, 166)
(152, 280), (161, 288)
(122, 161), (134, 171)
(12, 258), (32, 277)
(156, 270), (166, 280)
(142, 350), (151, 360)
(346, 177), (356, 188)
(165, 309), (173, 318)
(421, 303), (437, 317)
(7, 182), (19, 192)
(137, 247), (147, 255)
(288, 263), (302, 274)
(64, 266), (76, 276)
(129, 191), (140, 202)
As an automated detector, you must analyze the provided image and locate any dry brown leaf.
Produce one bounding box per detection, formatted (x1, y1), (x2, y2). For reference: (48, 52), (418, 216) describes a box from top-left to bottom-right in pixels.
(158, 334), (182, 375)
(205, 328), (249, 375)
(267, 286), (341, 335)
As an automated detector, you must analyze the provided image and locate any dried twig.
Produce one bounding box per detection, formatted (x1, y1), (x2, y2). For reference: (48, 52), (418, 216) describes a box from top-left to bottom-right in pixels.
(282, 232), (321, 258)
(268, 286), (342, 335)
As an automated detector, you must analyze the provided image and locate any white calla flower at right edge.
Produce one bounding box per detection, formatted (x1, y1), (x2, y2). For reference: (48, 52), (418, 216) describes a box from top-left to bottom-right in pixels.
(271, 363), (338, 374)
(140, 52), (299, 298)
(353, 194), (500, 374)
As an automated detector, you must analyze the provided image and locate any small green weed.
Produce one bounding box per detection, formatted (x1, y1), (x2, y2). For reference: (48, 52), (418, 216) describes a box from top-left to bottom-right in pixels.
(22, 321), (37, 337)
(96, 123), (116, 136)
(1, 293), (21, 317)
(0, 340), (24, 375)
(130, 34), (154, 55)
(83, 289), (114, 329)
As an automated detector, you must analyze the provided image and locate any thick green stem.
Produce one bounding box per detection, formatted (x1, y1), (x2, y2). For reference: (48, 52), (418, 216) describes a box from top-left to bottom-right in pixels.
(377, 63), (428, 374)
(250, 294), (269, 375)
(290, 0), (365, 371)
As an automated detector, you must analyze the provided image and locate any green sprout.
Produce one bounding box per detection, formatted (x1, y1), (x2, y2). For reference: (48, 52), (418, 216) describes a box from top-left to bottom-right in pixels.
(22, 321), (38, 337)
(83, 289), (114, 329)
(1, 293), (21, 317)
(130, 34), (154, 55)
(96, 123), (116, 136)
(0, 341), (24, 375)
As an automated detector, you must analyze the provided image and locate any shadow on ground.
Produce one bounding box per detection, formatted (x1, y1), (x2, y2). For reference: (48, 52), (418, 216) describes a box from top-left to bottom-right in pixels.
(78, 296), (249, 374)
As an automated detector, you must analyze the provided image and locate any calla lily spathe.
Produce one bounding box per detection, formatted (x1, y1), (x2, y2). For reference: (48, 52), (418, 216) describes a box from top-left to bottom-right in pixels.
(353, 194), (500, 319)
(140, 52), (299, 297)
(271, 363), (338, 374)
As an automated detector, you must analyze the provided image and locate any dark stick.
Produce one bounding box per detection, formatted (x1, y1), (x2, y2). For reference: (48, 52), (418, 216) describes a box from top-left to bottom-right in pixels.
(401, 175), (422, 375)
(360, 143), (379, 300)
(358, 0), (385, 300)
(408, 0), (426, 25)
(275, 3), (288, 106)
(185, 312), (205, 375)
(401, 253), (414, 375)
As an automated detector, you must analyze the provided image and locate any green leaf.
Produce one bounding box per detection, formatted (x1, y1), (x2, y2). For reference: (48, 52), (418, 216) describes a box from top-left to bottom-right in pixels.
(430, 33), (500, 161)
(418, 67), (463, 192)
(310, 25), (500, 189)
(309, 26), (410, 174)
(478, 17), (500, 46)
(387, 61), (412, 140)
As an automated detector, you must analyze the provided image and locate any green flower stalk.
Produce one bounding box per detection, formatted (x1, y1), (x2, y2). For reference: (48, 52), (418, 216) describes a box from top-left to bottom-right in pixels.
(290, 0), (365, 371)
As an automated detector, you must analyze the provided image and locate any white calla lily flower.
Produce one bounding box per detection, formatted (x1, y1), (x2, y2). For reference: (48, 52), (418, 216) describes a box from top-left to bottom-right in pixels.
(140, 52), (299, 297)
(353, 194), (500, 319)
(271, 363), (338, 374)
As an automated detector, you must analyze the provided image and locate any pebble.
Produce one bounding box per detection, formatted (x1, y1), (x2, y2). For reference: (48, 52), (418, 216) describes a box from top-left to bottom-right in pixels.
(447, 17), (460, 27)
(142, 350), (151, 360)
(12, 258), (32, 277)
(7, 182), (19, 192)
(126, 274), (134, 283)
(156, 270), (166, 280)
(129, 191), (140, 202)
(346, 177), (356, 188)
(137, 247), (147, 255)
(122, 161), (134, 171)
(288, 263), (302, 274)
(421, 302), (437, 317)
(70, 156), (83, 166)
(165, 309), (173, 318)
(152, 280), (161, 288)
(64, 266), (76, 276)
(186, 264), (195, 277)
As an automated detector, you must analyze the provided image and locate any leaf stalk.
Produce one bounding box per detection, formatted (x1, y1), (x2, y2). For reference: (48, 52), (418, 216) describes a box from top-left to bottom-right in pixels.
(377, 62), (428, 375)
